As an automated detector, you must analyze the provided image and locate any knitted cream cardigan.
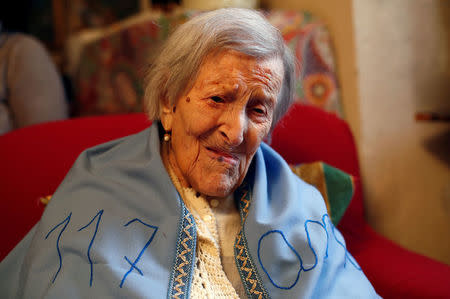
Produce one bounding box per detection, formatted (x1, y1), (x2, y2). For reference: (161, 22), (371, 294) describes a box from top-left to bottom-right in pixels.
(165, 159), (246, 298)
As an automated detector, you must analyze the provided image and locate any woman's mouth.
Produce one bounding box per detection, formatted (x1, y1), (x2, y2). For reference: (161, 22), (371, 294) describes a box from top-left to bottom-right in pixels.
(205, 147), (239, 165)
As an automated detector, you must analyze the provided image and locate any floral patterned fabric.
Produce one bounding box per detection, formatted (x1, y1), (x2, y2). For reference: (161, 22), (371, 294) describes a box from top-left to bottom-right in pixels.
(73, 9), (342, 117)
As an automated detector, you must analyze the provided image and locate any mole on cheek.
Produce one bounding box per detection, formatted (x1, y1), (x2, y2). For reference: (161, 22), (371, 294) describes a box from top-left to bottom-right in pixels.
(186, 97), (190, 103)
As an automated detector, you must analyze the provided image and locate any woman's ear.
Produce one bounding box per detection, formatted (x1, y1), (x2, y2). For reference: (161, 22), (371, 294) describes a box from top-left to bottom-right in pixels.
(160, 99), (174, 131)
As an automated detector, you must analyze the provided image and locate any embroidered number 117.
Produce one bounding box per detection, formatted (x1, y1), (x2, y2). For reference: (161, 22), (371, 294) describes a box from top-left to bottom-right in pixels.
(45, 210), (159, 288)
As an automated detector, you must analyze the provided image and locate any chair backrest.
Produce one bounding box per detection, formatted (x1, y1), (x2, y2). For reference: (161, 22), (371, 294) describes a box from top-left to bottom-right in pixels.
(0, 103), (362, 260)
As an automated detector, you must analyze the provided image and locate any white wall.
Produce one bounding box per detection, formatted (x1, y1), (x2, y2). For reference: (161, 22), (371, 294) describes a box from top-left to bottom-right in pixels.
(353, 0), (450, 264)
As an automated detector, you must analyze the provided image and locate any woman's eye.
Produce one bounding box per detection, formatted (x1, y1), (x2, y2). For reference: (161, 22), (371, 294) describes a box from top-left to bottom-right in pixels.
(211, 96), (224, 103)
(250, 105), (267, 116)
(253, 108), (265, 115)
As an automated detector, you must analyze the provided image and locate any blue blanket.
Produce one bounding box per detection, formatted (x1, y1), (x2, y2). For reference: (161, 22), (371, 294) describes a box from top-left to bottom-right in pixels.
(0, 124), (379, 298)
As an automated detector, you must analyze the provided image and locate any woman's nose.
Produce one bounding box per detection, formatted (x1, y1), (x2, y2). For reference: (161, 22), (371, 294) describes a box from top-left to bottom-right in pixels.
(219, 109), (246, 146)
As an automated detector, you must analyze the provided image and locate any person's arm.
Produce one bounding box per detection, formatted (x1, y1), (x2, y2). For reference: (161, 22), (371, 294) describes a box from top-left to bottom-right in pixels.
(6, 34), (68, 128)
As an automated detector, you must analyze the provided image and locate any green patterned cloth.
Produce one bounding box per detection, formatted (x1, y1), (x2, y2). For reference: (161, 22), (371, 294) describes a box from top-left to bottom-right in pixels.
(290, 162), (354, 225)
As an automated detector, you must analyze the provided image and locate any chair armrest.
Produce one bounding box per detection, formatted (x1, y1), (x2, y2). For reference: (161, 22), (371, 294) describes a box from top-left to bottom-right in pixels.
(0, 114), (151, 260)
(343, 222), (450, 299)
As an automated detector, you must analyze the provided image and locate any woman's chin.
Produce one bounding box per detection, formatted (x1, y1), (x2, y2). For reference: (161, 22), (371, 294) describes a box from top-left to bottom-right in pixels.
(193, 176), (239, 198)
(198, 185), (233, 198)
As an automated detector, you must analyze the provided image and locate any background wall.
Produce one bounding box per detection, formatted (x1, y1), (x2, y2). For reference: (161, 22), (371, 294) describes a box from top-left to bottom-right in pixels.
(353, 0), (450, 264)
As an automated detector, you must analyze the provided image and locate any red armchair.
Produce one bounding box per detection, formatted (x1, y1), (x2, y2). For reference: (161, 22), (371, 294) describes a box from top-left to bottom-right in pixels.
(1, 104), (449, 298)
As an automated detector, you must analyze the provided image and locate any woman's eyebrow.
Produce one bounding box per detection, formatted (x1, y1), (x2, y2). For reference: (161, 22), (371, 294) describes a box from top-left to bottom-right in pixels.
(197, 76), (225, 90)
(250, 94), (276, 108)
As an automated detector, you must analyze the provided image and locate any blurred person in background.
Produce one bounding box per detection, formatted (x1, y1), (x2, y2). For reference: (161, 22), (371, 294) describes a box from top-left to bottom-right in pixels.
(0, 1), (68, 135)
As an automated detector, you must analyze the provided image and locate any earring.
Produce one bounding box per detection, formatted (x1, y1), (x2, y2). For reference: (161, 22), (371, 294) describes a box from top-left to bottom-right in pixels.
(164, 132), (171, 142)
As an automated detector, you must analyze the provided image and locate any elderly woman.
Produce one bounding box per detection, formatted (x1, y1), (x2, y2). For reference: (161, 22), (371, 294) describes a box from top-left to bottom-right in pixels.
(0, 8), (379, 298)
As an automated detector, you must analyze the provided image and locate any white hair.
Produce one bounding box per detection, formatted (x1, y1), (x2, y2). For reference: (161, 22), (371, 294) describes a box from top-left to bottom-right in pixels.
(144, 8), (297, 129)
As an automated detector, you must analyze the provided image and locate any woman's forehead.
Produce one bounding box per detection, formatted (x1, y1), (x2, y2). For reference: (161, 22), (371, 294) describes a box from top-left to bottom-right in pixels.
(194, 50), (284, 92)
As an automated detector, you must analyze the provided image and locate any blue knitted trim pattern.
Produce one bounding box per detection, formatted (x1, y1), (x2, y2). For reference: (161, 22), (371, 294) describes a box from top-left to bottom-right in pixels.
(167, 204), (197, 299)
(234, 183), (270, 299)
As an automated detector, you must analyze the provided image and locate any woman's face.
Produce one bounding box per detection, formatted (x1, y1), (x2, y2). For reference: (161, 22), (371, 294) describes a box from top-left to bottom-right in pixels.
(161, 50), (284, 197)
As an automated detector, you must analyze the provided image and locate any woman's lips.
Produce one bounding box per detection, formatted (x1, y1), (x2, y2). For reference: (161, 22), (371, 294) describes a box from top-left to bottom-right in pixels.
(206, 147), (239, 165)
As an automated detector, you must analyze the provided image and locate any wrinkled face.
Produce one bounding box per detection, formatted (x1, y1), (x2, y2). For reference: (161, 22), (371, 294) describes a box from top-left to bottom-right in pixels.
(161, 50), (283, 197)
